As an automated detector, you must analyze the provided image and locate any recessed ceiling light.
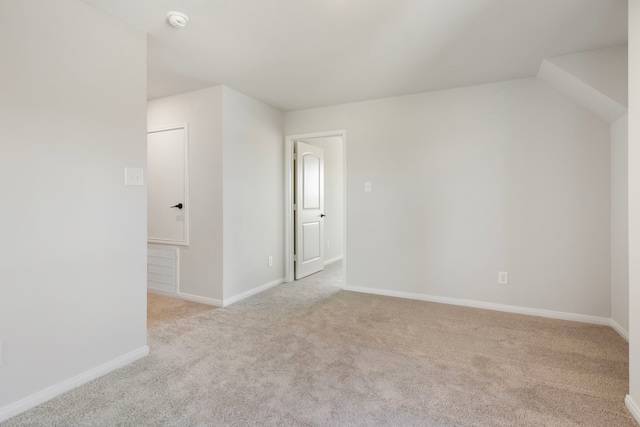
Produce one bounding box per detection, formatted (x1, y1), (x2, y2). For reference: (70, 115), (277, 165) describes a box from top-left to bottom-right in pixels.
(167, 11), (189, 28)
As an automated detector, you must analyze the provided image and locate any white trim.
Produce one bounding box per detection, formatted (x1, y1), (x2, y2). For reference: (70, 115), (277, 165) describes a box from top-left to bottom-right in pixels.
(285, 130), (347, 290)
(149, 277), (286, 308)
(147, 237), (190, 247)
(147, 123), (190, 247)
(626, 395), (640, 425)
(324, 255), (344, 266)
(147, 288), (222, 307)
(0, 346), (149, 423)
(609, 318), (630, 341)
(223, 278), (284, 307)
(346, 285), (612, 325)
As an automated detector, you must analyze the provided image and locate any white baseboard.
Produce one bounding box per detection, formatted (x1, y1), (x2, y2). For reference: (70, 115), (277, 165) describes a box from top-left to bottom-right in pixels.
(223, 278), (284, 307)
(346, 285), (611, 326)
(147, 289), (223, 307)
(609, 319), (629, 342)
(324, 255), (344, 266)
(0, 346), (149, 423)
(149, 278), (284, 308)
(626, 395), (640, 425)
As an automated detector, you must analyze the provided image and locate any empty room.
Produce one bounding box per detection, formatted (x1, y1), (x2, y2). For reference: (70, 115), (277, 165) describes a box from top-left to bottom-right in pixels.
(1, 0), (640, 425)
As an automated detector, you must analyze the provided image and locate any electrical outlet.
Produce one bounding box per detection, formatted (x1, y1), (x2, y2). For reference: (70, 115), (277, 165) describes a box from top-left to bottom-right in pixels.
(365, 182), (372, 193)
(498, 271), (509, 285)
(268, 256), (273, 267)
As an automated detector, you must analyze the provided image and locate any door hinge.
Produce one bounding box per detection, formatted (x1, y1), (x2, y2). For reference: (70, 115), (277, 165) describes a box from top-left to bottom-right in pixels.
(293, 255), (297, 262)
(293, 204), (297, 211)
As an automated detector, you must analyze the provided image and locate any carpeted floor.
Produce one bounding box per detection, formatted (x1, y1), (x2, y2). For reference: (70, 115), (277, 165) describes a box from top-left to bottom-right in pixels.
(147, 292), (217, 329)
(2, 261), (636, 426)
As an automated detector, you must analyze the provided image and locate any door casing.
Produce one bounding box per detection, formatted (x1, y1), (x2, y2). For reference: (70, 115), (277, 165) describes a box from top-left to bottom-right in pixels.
(284, 130), (347, 285)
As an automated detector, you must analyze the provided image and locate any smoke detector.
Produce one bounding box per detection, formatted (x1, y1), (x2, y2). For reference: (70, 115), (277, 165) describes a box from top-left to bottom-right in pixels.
(167, 11), (189, 28)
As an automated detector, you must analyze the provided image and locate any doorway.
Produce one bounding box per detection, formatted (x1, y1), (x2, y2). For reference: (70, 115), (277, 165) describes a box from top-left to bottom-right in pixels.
(285, 130), (346, 287)
(146, 124), (189, 296)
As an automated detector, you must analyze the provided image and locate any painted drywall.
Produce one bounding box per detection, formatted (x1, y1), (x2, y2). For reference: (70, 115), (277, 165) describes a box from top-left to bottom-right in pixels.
(147, 87), (224, 301)
(546, 47), (628, 107)
(611, 115), (629, 336)
(628, 0), (640, 419)
(0, 0), (147, 412)
(222, 87), (285, 300)
(304, 137), (344, 263)
(537, 58), (627, 124)
(285, 78), (611, 318)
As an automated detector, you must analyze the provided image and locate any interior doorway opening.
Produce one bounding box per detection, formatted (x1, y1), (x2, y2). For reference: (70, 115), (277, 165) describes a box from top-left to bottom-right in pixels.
(285, 130), (347, 288)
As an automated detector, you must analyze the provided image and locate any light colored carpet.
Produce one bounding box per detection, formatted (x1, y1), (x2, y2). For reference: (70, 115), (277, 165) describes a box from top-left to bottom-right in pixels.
(147, 292), (217, 329)
(2, 261), (636, 426)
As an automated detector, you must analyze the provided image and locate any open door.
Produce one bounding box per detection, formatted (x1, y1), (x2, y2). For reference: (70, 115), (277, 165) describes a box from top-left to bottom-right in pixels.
(295, 141), (325, 279)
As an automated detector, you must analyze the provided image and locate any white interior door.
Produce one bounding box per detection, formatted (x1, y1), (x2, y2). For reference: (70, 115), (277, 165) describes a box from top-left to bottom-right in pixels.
(147, 125), (189, 245)
(295, 141), (324, 279)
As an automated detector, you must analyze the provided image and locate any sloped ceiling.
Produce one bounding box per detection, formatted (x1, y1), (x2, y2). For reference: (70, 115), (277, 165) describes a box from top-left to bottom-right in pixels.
(538, 47), (628, 123)
(82, 0), (627, 111)
(544, 47), (628, 106)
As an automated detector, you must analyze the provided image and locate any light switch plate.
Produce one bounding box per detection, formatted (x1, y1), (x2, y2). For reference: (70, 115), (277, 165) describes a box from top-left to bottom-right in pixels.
(365, 182), (372, 193)
(125, 168), (144, 186)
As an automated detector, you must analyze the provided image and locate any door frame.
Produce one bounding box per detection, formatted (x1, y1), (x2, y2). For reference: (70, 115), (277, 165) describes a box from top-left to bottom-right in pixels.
(284, 130), (347, 286)
(147, 123), (190, 246)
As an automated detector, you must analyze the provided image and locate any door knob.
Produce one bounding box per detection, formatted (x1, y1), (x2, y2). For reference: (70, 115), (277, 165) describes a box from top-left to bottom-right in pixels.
(320, 213), (326, 218)
(170, 203), (183, 210)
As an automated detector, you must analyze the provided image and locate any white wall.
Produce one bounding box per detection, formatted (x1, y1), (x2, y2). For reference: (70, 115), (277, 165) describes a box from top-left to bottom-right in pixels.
(0, 0), (147, 414)
(285, 78), (611, 318)
(147, 87), (224, 301)
(222, 87), (285, 300)
(305, 137), (344, 263)
(611, 115), (629, 336)
(627, 0), (640, 420)
(147, 85), (284, 304)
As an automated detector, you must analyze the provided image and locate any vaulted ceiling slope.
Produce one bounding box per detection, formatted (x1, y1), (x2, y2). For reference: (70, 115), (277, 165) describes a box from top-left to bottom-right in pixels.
(538, 47), (628, 123)
(82, 0), (627, 111)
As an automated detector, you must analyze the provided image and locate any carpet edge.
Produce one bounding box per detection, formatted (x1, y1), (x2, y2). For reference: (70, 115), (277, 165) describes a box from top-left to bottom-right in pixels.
(223, 278), (285, 307)
(625, 395), (640, 425)
(610, 319), (630, 342)
(0, 345), (149, 423)
(346, 285), (611, 326)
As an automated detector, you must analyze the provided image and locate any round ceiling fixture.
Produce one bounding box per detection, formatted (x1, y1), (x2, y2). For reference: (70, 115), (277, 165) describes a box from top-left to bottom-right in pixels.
(167, 11), (189, 28)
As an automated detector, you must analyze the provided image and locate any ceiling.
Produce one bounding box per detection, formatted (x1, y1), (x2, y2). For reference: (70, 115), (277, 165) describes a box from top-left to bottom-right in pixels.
(81, 0), (627, 112)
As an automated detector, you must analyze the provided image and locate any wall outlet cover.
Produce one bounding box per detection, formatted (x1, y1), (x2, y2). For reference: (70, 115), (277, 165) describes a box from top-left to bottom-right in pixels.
(498, 271), (509, 285)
